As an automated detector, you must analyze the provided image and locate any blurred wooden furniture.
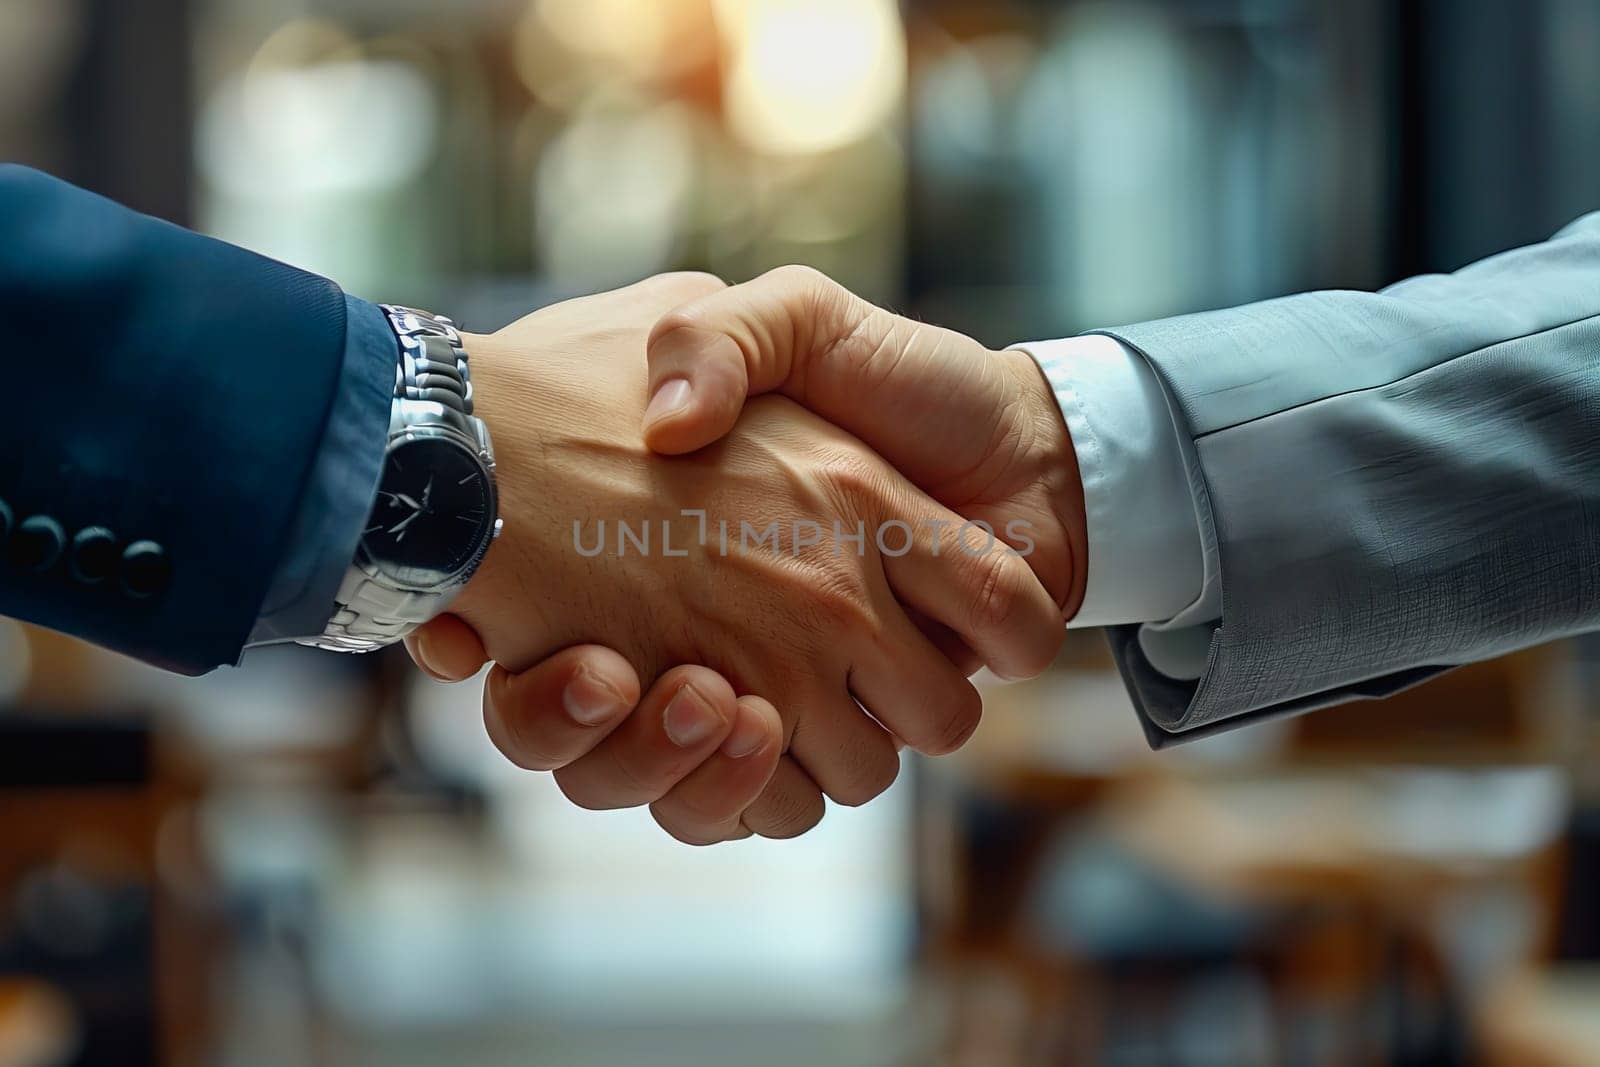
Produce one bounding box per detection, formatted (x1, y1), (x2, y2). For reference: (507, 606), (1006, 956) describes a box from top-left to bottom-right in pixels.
(1284, 646), (1578, 766)
(1480, 966), (1600, 1067)
(0, 979), (74, 1067)
(918, 640), (1581, 1064)
(0, 717), (218, 1067)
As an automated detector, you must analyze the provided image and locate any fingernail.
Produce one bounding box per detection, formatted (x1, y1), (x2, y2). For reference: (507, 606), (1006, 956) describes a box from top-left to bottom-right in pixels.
(663, 683), (721, 748)
(645, 378), (693, 426)
(720, 711), (769, 759)
(564, 666), (626, 726)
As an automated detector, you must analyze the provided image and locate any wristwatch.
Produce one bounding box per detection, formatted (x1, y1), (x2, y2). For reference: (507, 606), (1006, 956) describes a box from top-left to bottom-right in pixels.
(302, 305), (502, 653)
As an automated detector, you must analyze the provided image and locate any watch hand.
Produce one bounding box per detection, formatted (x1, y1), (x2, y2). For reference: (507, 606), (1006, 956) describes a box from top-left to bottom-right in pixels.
(389, 512), (423, 537)
(421, 476), (435, 509)
(378, 491), (423, 510)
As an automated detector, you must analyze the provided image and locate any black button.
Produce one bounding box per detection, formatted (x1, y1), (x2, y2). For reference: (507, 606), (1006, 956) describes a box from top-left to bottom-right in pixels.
(9, 516), (66, 572)
(70, 527), (120, 584)
(120, 540), (172, 599)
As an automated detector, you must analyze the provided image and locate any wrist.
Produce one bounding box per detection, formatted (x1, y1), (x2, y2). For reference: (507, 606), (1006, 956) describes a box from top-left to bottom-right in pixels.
(1000, 346), (1089, 620)
(446, 328), (642, 665)
(451, 331), (514, 622)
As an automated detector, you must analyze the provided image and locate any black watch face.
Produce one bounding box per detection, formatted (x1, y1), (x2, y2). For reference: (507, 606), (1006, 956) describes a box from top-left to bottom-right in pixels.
(363, 437), (495, 588)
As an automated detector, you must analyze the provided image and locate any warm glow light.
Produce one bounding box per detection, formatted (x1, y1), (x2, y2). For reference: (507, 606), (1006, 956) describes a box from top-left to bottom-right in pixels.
(535, 0), (669, 75)
(517, 0), (713, 98)
(718, 0), (905, 156)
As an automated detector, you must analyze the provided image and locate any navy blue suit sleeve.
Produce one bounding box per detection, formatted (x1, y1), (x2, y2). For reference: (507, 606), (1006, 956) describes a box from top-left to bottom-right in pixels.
(1, 165), (359, 673)
(248, 295), (395, 646)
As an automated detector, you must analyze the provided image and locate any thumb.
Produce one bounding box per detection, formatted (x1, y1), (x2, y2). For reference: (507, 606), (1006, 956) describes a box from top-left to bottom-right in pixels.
(642, 265), (877, 455)
(641, 325), (755, 455)
(405, 613), (490, 682)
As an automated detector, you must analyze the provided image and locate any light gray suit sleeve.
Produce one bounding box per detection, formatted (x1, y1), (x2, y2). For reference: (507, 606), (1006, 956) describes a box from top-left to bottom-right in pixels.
(1094, 211), (1600, 747)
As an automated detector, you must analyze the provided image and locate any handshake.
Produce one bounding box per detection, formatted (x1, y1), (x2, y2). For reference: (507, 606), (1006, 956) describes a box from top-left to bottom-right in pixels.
(403, 268), (1088, 844)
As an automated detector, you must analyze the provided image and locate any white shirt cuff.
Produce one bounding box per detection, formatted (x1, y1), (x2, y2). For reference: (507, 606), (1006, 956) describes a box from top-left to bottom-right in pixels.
(1012, 335), (1206, 629)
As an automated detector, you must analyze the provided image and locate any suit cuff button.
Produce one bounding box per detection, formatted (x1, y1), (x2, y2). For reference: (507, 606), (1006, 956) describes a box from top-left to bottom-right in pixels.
(121, 541), (172, 599)
(8, 516), (65, 572)
(71, 527), (120, 584)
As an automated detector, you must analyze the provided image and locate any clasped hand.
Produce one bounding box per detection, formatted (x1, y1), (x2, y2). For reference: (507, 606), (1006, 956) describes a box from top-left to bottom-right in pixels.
(405, 270), (1086, 844)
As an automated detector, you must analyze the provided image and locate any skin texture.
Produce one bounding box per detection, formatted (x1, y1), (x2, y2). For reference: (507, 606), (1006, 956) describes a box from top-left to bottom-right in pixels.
(641, 265), (1088, 620)
(408, 273), (1065, 843)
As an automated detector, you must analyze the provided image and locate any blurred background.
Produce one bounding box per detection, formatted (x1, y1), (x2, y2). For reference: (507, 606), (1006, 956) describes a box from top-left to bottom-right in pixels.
(4, 0), (1600, 1063)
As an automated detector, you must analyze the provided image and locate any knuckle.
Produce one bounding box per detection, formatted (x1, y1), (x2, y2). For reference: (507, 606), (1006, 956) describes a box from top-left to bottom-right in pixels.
(650, 305), (708, 346)
(816, 449), (882, 501)
(650, 270), (728, 302)
(769, 264), (855, 334)
(748, 779), (825, 839)
(967, 549), (1027, 634)
(804, 572), (875, 636)
(768, 263), (829, 292)
(827, 742), (901, 808)
(666, 269), (728, 292)
(921, 686), (983, 757)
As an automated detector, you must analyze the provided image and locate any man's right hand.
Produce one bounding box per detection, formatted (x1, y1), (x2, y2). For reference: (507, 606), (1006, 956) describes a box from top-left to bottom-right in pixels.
(639, 266), (1090, 623)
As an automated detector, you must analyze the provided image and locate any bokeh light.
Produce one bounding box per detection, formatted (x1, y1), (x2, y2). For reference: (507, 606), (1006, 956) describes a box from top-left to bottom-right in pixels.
(718, 0), (906, 156)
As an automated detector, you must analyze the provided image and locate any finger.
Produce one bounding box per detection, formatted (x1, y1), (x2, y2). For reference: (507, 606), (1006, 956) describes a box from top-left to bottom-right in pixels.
(850, 608), (983, 756)
(643, 264), (880, 454)
(555, 666), (738, 810)
(881, 498), (1064, 681)
(650, 696), (784, 846)
(907, 606), (983, 677)
(406, 613), (490, 682)
(482, 646), (642, 771)
(741, 755), (826, 839)
(787, 685), (901, 807)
